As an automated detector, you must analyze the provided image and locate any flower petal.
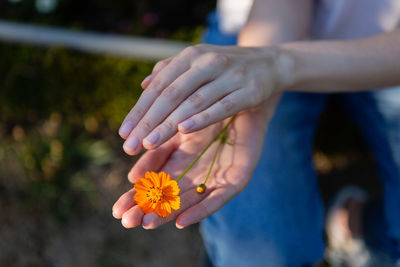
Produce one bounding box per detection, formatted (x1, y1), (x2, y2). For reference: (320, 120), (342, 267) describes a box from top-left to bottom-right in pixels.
(133, 171), (180, 217)
(156, 201), (171, 217)
(135, 177), (153, 189)
(147, 171), (161, 188)
(134, 192), (148, 205)
(163, 181), (180, 196)
(137, 198), (155, 214)
(169, 196), (181, 210)
(134, 182), (149, 192)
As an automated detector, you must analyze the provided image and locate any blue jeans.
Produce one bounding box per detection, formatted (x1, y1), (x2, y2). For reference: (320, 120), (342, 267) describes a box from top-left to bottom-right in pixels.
(200, 11), (400, 267)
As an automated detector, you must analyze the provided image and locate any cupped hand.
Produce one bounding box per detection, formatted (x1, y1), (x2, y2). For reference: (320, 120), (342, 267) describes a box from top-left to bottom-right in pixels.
(118, 44), (285, 155)
(112, 95), (280, 229)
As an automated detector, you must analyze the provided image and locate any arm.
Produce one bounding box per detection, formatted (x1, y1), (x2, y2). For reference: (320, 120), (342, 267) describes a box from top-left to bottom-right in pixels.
(113, 0), (312, 229)
(119, 0), (400, 155)
(119, 0), (313, 155)
(237, 0), (313, 131)
(279, 30), (400, 92)
(239, 0), (312, 46)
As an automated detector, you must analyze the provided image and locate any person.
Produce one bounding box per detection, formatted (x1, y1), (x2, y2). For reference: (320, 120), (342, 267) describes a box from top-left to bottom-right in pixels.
(113, 0), (400, 266)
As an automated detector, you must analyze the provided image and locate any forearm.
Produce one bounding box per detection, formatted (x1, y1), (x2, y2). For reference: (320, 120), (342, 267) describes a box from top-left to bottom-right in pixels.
(277, 30), (400, 92)
(238, 0), (313, 122)
(238, 0), (313, 46)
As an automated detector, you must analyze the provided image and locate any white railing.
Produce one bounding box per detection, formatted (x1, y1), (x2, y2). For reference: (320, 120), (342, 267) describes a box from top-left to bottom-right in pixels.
(0, 20), (190, 61)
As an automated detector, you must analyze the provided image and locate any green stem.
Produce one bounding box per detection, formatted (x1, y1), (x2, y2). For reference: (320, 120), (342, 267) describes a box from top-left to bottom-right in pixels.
(176, 115), (236, 182)
(204, 135), (224, 185)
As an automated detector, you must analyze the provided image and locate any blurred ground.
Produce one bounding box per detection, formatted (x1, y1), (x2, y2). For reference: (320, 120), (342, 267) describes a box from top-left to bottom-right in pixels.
(0, 120), (204, 267)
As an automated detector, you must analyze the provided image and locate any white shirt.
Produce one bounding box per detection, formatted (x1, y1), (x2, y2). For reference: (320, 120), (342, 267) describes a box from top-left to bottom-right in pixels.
(217, 0), (400, 39)
(312, 0), (400, 39)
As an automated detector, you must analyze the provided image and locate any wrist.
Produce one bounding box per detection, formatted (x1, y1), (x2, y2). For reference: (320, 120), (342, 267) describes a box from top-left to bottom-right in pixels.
(256, 45), (297, 94)
(273, 45), (297, 92)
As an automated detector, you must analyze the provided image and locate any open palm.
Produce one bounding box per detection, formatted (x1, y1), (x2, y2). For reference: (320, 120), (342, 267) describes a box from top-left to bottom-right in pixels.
(112, 95), (280, 229)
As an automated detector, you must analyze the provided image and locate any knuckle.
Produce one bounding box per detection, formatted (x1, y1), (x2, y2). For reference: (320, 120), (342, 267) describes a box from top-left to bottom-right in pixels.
(131, 107), (144, 120)
(206, 52), (229, 67)
(220, 97), (235, 113)
(149, 77), (163, 91)
(249, 87), (263, 106)
(162, 84), (182, 104)
(256, 88), (267, 103)
(182, 45), (202, 58)
(153, 60), (165, 72)
(249, 78), (262, 91)
(201, 111), (210, 123)
(140, 120), (153, 132)
(162, 120), (176, 132)
(188, 93), (205, 109)
(233, 66), (246, 78)
(230, 68), (246, 85)
(249, 80), (267, 103)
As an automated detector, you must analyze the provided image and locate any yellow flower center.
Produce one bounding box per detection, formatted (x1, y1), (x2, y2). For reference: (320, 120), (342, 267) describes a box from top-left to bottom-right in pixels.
(147, 186), (163, 203)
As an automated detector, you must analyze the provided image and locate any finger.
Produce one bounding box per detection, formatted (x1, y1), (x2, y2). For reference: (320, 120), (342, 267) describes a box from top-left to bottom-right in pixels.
(152, 57), (173, 75)
(142, 76), (240, 149)
(141, 57), (173, 89)
(176, 186), (236, 228)
(140, 73), (154, 89)
(141, 187), (206, 229)
(127, 138), (178, 183)
(118, 57), (190, 141)
(112, 189), (136, 219)
(129, 66), (218, 152)
(178, 88), (251, 133)
(121, 205), (144, 228)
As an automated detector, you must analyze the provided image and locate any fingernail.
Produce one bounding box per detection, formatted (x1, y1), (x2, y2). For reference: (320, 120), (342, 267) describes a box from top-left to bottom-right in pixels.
(176, 223), (185, 229)
(178, 119), (195, 132)
(112, 209), (119, 219)
(119, 121), (134, 138)
(142, 216), (151, 229)
(143, 132), (160, 147)
(123, 135), (140, 153)
(141, 73), (154, 87)
(121, 217), (130, 228)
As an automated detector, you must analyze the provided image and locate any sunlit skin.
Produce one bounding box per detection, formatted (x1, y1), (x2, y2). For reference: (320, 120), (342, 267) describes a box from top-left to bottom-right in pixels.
(114, 0), (400, 231)
(119, 30), (400, 157)
(112, 96), (279, 229)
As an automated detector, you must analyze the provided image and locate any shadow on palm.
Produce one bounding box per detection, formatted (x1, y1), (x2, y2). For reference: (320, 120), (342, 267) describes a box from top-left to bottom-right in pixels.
(113, 109), (269, 229)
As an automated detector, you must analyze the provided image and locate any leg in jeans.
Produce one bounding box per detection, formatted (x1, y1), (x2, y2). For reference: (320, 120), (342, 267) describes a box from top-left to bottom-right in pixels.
(200, 92), (328, 267)
(339, 88), (400, 263)
(201, 11), (329, 267)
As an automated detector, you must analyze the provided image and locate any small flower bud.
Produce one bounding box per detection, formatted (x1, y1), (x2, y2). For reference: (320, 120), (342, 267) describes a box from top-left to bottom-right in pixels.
(196, 184), (207, 194)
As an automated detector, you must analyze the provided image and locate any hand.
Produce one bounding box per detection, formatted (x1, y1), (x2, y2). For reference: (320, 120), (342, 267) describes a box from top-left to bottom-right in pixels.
(118, 44), (287, 155)
(112, 95), (280, 229)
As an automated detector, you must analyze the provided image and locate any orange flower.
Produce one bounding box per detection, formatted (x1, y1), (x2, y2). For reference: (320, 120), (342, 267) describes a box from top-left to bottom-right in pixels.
(134, 171), (180, 217)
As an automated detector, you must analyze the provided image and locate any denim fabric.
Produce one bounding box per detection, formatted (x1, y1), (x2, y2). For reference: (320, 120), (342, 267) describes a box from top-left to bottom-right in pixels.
(340, 90), (400, 261)
(200, 12), (400, 267)
(202, 11), (238, 45)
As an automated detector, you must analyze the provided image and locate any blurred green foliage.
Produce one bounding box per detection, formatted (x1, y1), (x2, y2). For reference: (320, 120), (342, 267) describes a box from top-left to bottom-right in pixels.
(0, 44), (152, 128)
(0, 43), (157, 221)
(0, 1), (208, 265)
(0, 0), (212, 225)
(0, 0), (208, 219)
